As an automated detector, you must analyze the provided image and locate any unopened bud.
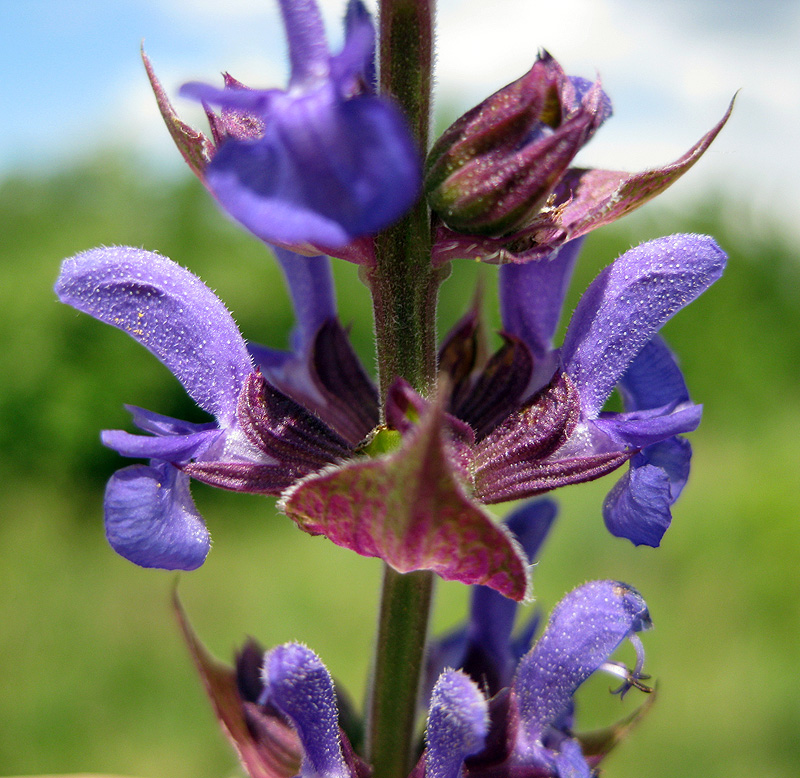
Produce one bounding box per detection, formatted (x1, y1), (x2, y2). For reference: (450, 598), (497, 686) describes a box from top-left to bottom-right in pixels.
(424, 51), (610, 237)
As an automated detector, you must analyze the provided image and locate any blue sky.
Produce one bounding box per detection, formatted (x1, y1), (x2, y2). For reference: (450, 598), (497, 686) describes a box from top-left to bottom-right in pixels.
(2, 0), (797, 233)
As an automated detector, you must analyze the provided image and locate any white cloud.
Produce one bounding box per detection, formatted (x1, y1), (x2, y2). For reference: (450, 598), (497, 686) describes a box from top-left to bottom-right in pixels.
(433, 0), (798, 231)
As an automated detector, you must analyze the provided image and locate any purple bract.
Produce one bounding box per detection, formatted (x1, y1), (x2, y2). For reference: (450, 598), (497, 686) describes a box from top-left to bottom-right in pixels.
(426, 50), (732, 265)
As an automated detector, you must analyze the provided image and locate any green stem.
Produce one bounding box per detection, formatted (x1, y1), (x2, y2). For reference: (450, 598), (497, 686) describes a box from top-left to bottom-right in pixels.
(368, 0), (439, 402)
(364, 2), (439, 777)
(366, 568), (434, 778)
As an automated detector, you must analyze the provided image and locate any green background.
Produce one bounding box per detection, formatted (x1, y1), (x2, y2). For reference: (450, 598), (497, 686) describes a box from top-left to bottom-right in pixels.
(1, 157), (798, 778)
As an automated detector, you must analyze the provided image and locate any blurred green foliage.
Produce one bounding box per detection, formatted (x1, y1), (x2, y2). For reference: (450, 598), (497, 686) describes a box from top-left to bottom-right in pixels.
(1, 159), (798, 778)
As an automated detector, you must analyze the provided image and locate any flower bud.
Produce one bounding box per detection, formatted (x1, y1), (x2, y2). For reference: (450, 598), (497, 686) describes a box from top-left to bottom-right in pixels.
(424, 51), (610, 237)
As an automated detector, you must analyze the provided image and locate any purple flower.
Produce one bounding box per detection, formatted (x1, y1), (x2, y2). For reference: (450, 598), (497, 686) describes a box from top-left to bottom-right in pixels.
(179, 578), (652, 778)
(260, 644), (352, 778)
(55, 245), (376, 570)
(496, 580), (652, 777)
(492, 233), (725, 545)
(146, 0), (420, 263)
(428, 581), (652, 778)
(284, 233), (726, 582)
(426, 52), (732, 265)
(55, 245), (529, 595)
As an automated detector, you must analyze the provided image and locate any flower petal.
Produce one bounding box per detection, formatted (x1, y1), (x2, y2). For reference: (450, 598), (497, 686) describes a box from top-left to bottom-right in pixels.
(513, 581), (651, 745)
(277, 0), (330, 88)
(55, 247), (253, 425)
(470, 501), (556, 657)
(598, 336), (697, 545)
(549, 738), (592, 778)
(603, 437), (692, 546)
(261, 644), (349, 778)
(462, 500), (557, 693)
(560, 234), (726, 418)
(594, 402), (701, 449)
(425, 500), (556, 700)
(192, 89), (420, 254)
(505, 498), (558, 564)
(101, 428), (220, 461)
(426, 670), (489, 778)
(332, 0), (376, 93)
(125, 405), (216, 437)
(282, 397), (530, 601)
(617, 334), (689, 410)
(272, 247), (337, 354)
(104, 462), (209, 570)
(499, 237), (585, 365)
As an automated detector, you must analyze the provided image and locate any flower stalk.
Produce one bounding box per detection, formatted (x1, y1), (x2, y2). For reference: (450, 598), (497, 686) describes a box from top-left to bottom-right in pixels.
(365, 1), (438, 776)
(366, 567), (435, 778)
(368, 1), (439, 401)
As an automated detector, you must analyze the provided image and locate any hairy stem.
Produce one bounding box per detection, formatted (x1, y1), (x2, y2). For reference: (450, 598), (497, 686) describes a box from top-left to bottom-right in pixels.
(364, 1), (439, 777)
(366, 567), (435, 778)
(368, 0), (439, 402)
